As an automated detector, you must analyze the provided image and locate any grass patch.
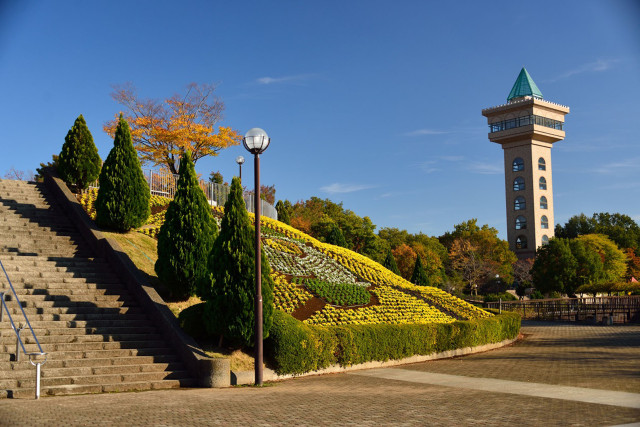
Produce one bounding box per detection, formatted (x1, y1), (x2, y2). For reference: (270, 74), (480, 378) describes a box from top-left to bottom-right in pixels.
(103, 230), (159, 279)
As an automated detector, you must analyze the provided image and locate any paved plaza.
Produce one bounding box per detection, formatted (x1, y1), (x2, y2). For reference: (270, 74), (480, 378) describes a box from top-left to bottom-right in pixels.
(1, 321), (639, 426)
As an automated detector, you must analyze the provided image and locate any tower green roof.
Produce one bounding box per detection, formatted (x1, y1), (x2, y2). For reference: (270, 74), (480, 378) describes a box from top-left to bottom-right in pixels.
(507, 68), (543, 101)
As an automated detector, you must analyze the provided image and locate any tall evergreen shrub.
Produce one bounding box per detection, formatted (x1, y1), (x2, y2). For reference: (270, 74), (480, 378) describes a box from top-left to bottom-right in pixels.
(95, 114), (150, 231)
(199, 177), (274, 346)
(156, 151), (217, 300)
(383, 248), (401, 275)
(411, 254), (430, 286)
(57, 115), (102, 190)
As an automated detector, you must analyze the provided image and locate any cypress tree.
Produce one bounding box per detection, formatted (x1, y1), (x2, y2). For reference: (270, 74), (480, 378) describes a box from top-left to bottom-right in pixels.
(156, 151), (217, 300)
(199, 177), (274, 346)
(57, 115), (102, 190)
(326, 223), (348, 248)
(410, 254), (430, 286)
(383, 248), (401, 275)
(95, 114), (150, 231)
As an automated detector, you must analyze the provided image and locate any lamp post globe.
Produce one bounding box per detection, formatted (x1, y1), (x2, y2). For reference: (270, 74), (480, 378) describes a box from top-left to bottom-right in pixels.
(235, 155), (245, 182)
(243, 128), (270, 155)
(243, 127), (270, 386)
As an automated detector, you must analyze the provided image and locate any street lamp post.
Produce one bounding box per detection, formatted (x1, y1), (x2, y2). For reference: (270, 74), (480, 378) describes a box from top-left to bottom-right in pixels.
(242, 128), (270, 386)
(235, 155), (245, 182)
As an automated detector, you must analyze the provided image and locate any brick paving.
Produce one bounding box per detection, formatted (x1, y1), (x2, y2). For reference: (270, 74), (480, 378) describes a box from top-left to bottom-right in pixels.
(1, 321), (639, 426)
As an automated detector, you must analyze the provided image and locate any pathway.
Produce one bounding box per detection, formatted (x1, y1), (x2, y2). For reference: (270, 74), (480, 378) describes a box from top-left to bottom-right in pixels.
(1, 322), (639, 426)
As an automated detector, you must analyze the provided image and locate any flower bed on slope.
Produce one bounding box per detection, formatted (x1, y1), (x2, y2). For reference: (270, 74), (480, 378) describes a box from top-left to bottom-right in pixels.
(78, 188), (491, 326)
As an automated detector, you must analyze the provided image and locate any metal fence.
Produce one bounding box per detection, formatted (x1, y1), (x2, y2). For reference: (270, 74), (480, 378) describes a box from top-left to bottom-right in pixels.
(92, 168), (278, 220)
(486, 296), (640, 324)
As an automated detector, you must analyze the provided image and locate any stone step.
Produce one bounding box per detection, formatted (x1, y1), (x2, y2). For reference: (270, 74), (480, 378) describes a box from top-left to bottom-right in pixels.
(2, 263), (114, 275)
(0, 354), (180, 372)
(18, 300), (133, 309)
(0, 324), (155, 337)
(7, 378), (195, 398)
(9, 293), (134, 304)
(0, 332), (161, 346)
(5, 306), (144, 316)
(1, 361), (185, 379)
(5, 286), (127, 297)
(2, 339), (169, 354)
(38, 347), (180, 361)
(20, 370), (192, 388)
(0, 319), (150, 329)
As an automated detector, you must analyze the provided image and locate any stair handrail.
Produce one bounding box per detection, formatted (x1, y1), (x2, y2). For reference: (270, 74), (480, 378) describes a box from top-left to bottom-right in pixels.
(0, 259), (47, 399)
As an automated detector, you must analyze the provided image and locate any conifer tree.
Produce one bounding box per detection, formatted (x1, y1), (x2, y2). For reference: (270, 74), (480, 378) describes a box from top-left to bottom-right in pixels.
(383, 248), (401, 275)
(156, 151), (217, 299)
(57, 115), (102, 190)
(326, 223), (348, 248)
(199, 177), (274, 346)
(410, 254), (430, 286)
(95, 114), (150, 231)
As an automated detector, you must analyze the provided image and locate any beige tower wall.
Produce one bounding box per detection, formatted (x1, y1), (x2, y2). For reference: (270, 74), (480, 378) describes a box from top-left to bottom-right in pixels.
(482, 97), (569, 260)
(502, 140), (555, 257)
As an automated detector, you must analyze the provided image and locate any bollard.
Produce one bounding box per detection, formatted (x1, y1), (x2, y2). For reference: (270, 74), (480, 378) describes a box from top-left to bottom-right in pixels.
(499, 298), (502, 314)
(35, 362), (41, 399)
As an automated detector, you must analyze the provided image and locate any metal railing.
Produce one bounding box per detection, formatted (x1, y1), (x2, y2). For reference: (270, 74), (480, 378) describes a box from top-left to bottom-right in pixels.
(90, 168), (278, 220)
(486, 296), (640, 324)
(0, 259), (47, 399)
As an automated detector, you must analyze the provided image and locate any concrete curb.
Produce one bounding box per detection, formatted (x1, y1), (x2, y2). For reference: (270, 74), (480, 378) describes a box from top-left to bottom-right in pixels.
(43, 170), (230, 388)
(231, 335), (520, 385)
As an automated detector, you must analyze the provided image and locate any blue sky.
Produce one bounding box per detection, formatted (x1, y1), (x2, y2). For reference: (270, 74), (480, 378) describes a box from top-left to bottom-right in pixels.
(1, 0), (639, 240)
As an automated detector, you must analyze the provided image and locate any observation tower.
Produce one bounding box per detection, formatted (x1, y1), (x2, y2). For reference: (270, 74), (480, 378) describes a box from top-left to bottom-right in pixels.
(482, 68), (569, 259)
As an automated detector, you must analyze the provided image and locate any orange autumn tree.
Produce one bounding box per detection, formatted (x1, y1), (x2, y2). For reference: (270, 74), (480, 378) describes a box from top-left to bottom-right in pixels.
(104, 83), (241, 174)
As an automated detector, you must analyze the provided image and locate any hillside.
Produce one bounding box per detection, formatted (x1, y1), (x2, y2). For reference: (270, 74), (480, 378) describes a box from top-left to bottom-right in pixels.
(79, 189), (491, 326)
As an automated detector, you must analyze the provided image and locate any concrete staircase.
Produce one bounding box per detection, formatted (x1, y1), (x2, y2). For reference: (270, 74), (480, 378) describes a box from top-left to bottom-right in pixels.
(0, 179), (196, 398)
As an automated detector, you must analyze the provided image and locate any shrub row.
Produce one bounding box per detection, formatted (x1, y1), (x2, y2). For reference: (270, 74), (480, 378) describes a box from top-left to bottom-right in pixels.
(267, 310), (520, 375)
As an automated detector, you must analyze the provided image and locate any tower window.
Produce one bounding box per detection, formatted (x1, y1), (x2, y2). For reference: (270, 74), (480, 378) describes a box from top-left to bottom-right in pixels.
(540, 196), (548, 209)
(541, 215), (549, 229)
(539, 177), (547, 190)
(542, 235), (549, 245)
(515, 215), (527, 230)
(514, 196), (526, 210)
(516, 235), (528, 249)
(538, 157), (546, 171)
(513, 177), (525, 191)
(512, 158), (524, 172)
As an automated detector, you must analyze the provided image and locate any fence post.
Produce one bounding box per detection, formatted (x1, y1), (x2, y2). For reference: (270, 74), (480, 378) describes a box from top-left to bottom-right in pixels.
(499, 298), (502, 314)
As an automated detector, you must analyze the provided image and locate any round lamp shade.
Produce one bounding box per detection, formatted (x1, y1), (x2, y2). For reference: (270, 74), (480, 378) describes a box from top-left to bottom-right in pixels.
(243, 128), (270, 154)
(235, 155), (245, 165)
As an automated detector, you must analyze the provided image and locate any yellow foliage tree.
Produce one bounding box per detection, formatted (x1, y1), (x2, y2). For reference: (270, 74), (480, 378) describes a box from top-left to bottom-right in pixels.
(103, 83), (241, 174)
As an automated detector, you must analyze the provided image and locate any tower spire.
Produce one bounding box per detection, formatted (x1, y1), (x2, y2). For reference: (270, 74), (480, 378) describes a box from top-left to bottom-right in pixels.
(507, 67), (543, 102)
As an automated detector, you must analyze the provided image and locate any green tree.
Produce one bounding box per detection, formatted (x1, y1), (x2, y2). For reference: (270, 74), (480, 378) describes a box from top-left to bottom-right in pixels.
(554, 213), (594, 239)
(35, 154), (59, 181)
(444, 220), (516, 294)
(532, 238), (578, 295)
(576, 234), (627, 283)
(410, 254), (430, 286)
(569, 238), (604, 287)
(326, 223), (348, 248)
(57, 115), (102, 190)
(383, 248), (400, 275)
(199, 177), (274, 346)
(155, 151), (217, 300)
(275, 199), (292, 225)
(95, 114), (150, 231)
(556, 212), (640, 250)
(209, 170), (224, 184)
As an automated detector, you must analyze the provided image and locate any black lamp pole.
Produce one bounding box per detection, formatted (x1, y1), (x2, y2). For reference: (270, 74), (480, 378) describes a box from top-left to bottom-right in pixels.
(253, 152), (262, 385)
(242, 128), (270, 387)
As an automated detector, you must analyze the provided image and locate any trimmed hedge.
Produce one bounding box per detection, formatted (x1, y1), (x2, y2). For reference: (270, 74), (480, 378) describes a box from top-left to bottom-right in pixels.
(267, 310), (520, 375)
